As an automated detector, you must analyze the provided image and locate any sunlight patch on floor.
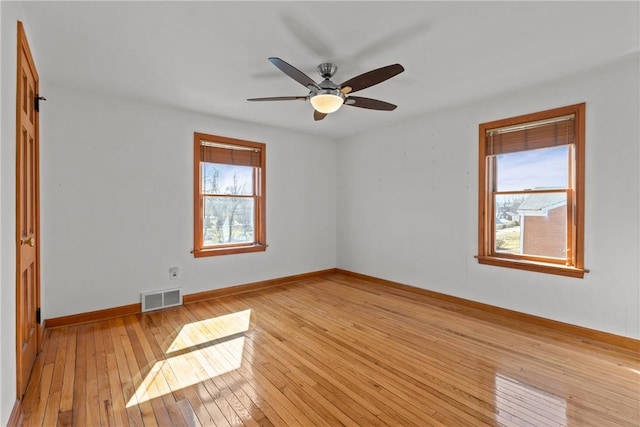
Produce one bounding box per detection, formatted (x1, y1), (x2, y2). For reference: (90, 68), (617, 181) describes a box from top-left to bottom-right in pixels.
(126, 309), (251, 407)
(495, 373), (567, 426)
(167, 309), (252, 353)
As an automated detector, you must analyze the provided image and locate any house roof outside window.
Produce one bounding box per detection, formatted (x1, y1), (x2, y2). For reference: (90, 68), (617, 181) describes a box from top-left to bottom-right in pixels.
(517, 193), (566, 217)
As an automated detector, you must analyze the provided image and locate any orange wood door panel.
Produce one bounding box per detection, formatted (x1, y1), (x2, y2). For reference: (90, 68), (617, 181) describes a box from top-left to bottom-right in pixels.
(16, 21), (41, 399)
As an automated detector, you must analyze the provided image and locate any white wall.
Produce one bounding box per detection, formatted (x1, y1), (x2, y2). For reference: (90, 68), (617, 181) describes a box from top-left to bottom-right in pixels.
(337, 53), (640, 339)
(1, 3), (27, 425)
(39, 85), (337, 319)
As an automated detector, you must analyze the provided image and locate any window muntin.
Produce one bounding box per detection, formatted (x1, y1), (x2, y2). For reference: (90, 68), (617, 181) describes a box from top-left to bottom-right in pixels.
(477, 104), (586, 278)
(194, 133), (266, 257)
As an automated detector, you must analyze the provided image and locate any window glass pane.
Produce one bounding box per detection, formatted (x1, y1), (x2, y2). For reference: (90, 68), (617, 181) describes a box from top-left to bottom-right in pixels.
(494, 194), (523, 255)
(203, 196), (255, 246)
(202, 163), (254, 195)
(494, 192), (567, 259)
(496, 145), (569, 192)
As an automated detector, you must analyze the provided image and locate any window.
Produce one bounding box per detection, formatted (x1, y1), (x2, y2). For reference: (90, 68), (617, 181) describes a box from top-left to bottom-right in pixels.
(193, 132), (266, 257)
(477, 103), (586, 278)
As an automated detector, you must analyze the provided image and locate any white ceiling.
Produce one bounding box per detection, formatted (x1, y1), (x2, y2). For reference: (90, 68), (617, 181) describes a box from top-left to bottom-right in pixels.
(20, 1), (639, 139)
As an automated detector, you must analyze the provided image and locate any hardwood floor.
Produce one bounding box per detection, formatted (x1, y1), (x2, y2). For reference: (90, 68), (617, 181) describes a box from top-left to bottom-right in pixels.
(17, 272), (640, 426)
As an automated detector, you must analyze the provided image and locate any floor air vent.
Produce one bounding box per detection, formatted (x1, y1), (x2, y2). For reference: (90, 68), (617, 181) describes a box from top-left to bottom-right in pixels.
(141, 288), (182, 312)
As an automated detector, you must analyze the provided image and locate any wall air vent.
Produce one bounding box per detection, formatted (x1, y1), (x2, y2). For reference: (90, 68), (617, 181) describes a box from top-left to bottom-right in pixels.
(141, 288), (182, 312)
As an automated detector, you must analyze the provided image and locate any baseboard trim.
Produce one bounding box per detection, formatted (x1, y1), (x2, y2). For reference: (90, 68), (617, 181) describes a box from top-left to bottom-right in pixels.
(334, 269), (639, 353)
(45, 269), (337, 329)
(46, 303), (141, 329)
(7, 399), (22, 427)
(183, 268), (337, 304)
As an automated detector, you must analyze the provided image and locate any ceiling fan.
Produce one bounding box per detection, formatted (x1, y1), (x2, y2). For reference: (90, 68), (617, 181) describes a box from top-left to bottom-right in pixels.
(247, 57), (404, 121)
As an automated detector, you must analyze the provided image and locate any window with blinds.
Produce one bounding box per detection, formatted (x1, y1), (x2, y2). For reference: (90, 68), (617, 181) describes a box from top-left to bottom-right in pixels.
(193, 132), (266, 257)
(477, 104), (587, 278)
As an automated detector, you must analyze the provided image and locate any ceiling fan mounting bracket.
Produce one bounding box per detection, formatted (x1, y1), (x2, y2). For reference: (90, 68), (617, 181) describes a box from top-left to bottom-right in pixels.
(317, 63), (338, 79)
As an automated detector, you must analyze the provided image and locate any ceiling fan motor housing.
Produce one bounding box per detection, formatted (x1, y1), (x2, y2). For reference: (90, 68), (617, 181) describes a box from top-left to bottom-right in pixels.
(312, 67), (343, 101)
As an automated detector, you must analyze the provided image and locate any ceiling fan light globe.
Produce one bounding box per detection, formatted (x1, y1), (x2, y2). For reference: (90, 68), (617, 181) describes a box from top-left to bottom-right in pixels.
(310, 93), (343, 114)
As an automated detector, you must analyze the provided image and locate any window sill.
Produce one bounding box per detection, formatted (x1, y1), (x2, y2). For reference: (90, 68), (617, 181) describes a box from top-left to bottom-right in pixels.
(476, 256), (588, 278)
(193, 244), (267, 258)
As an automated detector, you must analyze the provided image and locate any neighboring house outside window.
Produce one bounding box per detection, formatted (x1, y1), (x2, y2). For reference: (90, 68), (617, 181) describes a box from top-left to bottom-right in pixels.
(193, 132), (266, 257)
(477, 103), (587, 278)
(517, 193), (567, 258)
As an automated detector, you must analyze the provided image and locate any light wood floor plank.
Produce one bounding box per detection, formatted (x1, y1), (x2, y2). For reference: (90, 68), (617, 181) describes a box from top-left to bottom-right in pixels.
(84, 325), (101, 427)
(71, 324), (88, 426)
(17, 273), (640, 426)
(93, 322), (115, 427)
(107, 317), (144, 427)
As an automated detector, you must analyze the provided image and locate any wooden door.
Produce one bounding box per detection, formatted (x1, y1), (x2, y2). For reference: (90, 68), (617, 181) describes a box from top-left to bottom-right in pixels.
(16, 21), (41, 399)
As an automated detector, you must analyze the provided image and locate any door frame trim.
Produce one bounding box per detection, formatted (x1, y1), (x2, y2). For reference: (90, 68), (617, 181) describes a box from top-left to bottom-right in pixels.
(15, 20), (42, 399)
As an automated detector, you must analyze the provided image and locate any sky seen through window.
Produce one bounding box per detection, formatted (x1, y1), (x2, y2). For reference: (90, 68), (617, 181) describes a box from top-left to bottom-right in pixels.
(496, 145), (569, 192)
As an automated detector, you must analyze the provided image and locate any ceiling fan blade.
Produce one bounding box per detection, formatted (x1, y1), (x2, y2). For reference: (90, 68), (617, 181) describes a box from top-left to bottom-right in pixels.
(344, 96), (397, 111)
(340, 64), (404, 94)
(247, 96), (307, 101)
(314, 110), (327, 121)
(268, 57), (320, 89)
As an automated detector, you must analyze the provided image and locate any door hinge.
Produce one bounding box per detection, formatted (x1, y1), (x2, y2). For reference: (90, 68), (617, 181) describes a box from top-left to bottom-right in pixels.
(36, 307), (41, 324)
(35, 94), (46, 112)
